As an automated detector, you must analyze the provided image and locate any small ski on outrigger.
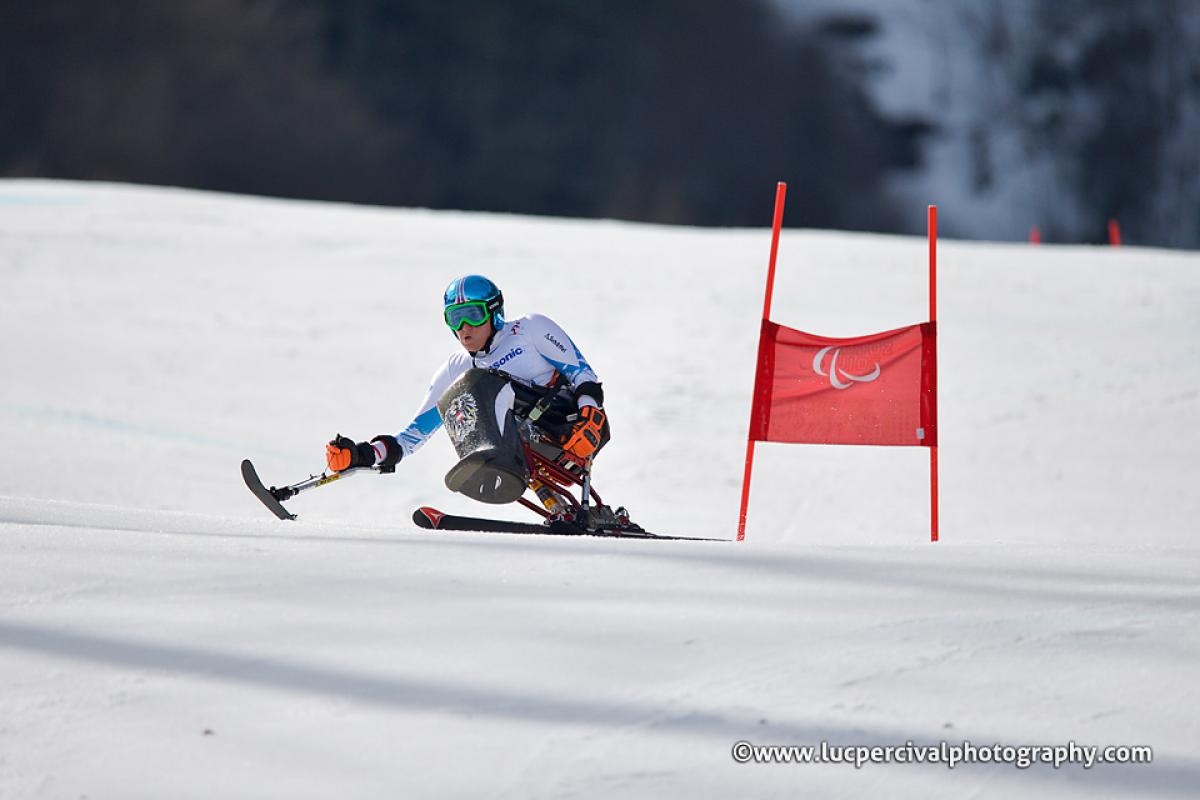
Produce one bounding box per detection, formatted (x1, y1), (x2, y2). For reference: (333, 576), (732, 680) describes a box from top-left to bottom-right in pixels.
(241, 458), (382, 521)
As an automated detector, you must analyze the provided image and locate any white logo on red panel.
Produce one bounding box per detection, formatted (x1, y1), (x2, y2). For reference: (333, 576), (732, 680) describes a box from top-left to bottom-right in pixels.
(812, 346), (881, 390)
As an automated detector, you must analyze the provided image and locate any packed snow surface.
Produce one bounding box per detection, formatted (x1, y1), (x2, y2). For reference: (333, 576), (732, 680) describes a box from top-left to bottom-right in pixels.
(1, 181), (1197, 798)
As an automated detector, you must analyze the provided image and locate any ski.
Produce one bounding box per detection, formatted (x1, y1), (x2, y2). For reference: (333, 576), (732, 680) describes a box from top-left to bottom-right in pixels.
(412, 506), (724, 541)
(241, 459), (297, 520)
(242, 459), (378, 521)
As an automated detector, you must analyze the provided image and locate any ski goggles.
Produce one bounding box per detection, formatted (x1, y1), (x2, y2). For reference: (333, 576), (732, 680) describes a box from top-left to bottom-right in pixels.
(444, 300), (492, 331)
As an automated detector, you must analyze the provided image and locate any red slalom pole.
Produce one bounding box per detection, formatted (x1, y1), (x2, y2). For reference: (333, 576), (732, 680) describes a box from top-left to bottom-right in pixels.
(1108, 218), (1122, 246)
(759, 182), (787, 321)
(928, 205), (940, 543)
(737, 182), (787, 542)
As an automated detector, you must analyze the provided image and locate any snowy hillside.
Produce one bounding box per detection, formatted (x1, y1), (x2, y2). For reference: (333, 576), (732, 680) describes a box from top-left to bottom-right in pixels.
(1, 181), (1198, 798)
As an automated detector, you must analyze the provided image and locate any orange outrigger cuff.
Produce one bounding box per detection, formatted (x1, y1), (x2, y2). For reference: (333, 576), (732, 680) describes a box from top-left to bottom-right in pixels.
(563, 407), (606, 459)
(326, 442), (353, 472)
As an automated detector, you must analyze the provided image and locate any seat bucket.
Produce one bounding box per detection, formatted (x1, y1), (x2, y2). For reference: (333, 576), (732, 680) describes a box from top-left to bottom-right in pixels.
(438, 368), (528, 504)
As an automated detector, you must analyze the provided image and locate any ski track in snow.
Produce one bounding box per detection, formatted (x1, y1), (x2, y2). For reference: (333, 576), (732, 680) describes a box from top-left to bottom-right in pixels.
(1, 180), (1198, 798)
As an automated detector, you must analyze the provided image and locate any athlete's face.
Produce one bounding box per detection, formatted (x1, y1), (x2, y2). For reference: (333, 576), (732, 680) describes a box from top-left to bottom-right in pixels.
(456, 317), (493, 352)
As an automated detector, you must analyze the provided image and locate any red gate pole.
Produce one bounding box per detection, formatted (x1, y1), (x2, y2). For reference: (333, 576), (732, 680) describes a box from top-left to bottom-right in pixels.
(929, 205), (940, 543)
(737, 182), (787, 542)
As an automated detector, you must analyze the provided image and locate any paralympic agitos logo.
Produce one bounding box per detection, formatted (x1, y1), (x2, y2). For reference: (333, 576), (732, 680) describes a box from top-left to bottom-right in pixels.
(812, 346), (881, 390)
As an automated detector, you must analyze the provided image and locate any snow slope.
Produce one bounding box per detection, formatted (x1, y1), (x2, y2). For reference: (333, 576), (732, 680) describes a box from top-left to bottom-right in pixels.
(1, 180), (1198, 798)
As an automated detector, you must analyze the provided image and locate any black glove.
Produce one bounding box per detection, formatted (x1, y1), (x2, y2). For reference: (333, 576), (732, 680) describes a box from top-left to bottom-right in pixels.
(326, 434), (402, 473)
(325, 434), (377, 472)
(370, 434), (402, 473)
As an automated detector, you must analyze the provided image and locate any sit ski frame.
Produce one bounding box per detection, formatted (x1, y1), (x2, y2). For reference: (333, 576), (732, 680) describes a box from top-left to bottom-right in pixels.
(242, 448), (721, 541)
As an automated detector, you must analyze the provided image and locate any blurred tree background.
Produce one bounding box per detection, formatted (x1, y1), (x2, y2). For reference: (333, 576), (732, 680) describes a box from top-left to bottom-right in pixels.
(2, 0), (1197, 246)
(0, 0), (915, 231)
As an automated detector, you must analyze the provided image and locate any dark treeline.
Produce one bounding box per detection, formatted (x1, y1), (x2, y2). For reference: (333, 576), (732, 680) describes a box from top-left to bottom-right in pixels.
(0, 0), (917, 230)
(940, 0), (1200, 248)
(1016, 0), (1200, 248)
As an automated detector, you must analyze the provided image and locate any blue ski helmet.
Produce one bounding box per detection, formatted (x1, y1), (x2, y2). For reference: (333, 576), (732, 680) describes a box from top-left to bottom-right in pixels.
(443, 274), (505, 331)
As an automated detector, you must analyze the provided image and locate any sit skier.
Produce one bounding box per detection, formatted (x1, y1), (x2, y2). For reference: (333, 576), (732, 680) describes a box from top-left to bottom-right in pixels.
(324, 274), (610, 513)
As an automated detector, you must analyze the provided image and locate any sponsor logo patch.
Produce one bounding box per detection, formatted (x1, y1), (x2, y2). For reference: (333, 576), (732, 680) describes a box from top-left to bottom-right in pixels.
(419, 507), (445, 526)
(491, 347), (524, 368)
